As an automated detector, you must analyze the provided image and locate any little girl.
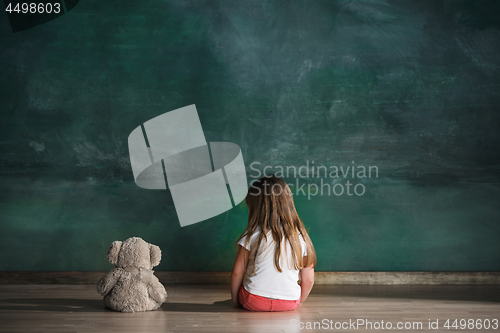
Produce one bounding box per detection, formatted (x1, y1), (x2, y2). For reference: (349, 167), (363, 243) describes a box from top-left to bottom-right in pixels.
(231, 175), (317, 311)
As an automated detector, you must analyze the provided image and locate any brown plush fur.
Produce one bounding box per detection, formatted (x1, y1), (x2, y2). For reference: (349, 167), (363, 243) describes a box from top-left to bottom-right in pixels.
(97, 237), (167, 313)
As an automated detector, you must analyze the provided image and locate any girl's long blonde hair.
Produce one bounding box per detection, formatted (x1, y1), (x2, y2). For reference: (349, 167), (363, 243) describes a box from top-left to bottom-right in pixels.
(237, 175), (317, 272)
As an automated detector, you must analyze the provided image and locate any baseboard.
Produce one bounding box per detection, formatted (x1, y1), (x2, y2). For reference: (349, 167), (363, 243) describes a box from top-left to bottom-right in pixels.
(0, 271), (499, 285)
(314, 272), (500, 284)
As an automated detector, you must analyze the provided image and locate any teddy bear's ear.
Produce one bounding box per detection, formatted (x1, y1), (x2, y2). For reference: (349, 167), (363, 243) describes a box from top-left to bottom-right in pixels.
(149, 244), (161, 267)
(107, 241), (122, 265)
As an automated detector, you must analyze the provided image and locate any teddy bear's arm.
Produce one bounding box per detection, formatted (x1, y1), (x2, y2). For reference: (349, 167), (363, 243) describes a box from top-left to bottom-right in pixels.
(147, 276), (167, 304)
(96, 268), (123, 296)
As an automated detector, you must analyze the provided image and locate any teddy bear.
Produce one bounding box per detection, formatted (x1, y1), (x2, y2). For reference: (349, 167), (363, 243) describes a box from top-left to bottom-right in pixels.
(97, 237), (167, 312)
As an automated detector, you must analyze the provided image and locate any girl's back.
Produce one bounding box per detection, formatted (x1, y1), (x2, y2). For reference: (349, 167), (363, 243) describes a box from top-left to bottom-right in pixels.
(238, 226), (308, 300)
(231, 175), (317, 311)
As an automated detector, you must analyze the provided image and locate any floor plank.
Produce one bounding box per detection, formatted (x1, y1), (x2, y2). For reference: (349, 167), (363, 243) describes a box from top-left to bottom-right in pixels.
(0, 284), (499, 332)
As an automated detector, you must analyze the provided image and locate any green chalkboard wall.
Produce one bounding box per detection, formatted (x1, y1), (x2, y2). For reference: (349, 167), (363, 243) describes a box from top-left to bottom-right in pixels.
(1, 0), (499, 271)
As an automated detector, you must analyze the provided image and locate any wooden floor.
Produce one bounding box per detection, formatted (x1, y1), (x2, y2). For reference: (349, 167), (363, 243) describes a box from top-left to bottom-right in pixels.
(0, 284), (499, 332)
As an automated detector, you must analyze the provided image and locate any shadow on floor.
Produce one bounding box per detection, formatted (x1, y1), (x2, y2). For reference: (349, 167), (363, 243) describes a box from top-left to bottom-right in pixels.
(0, 298), (240, 313)
(161, 299), (242, 312)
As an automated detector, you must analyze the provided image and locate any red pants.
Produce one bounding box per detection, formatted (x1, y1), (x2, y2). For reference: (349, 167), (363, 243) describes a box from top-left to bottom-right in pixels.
(238, 285), (300, 312)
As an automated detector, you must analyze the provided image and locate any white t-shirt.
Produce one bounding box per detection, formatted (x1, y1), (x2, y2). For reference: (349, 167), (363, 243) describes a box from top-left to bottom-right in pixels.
(237, 228), (308, 300)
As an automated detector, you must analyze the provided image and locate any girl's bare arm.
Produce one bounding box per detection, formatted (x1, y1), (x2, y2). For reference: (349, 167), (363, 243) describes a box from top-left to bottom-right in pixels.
(300, 256), (315, 303)
(230, 245), (249, 307)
